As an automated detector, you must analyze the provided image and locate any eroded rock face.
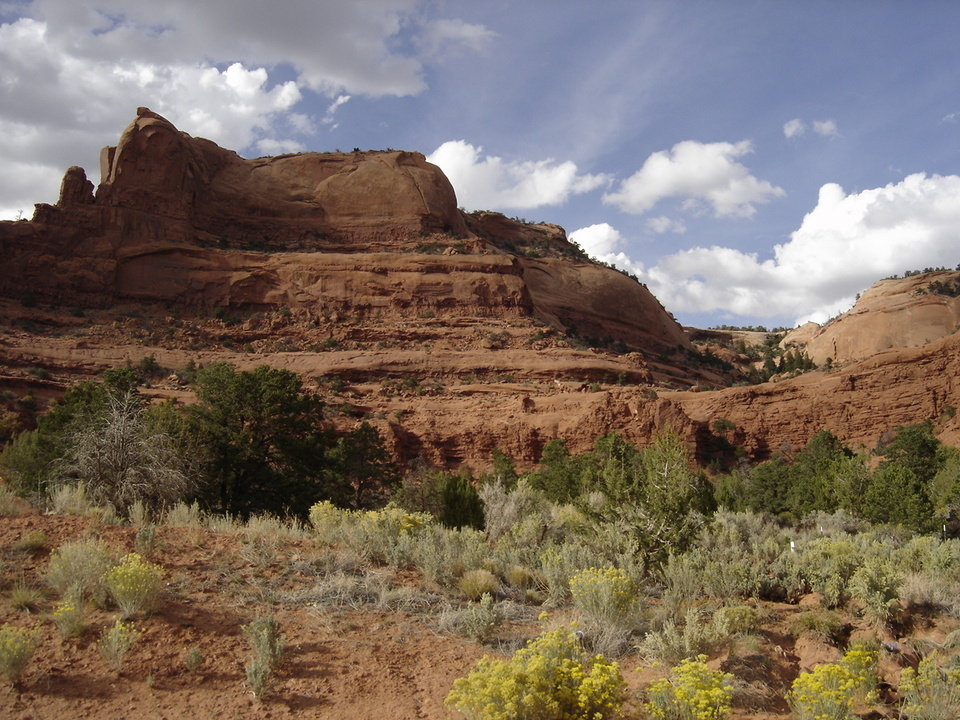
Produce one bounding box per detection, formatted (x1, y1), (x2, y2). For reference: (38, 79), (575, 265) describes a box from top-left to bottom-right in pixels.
(0, 108), (692, 361)
(797, 272), (960, 366)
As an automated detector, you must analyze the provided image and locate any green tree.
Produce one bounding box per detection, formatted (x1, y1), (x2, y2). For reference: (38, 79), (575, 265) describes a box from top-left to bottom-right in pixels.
(187, 363), (338, 518)
(862, 462), (934, 531)
(528, 438), (583, 503)
(330, 421), (398, 509)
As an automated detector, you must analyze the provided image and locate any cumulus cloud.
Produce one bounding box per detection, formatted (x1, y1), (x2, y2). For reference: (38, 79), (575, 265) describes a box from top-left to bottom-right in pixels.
(783, 118), (805, 138)
(0, 1), (493, 217)
(784, 118), (839, 138)
(812, 119), (839, 137)
(586, 173), (960, 326)
(645, 216), (687, 234)
(569, 223), (625, 257)
(602, 140), (785, 218)
(427, 140), (611, 210)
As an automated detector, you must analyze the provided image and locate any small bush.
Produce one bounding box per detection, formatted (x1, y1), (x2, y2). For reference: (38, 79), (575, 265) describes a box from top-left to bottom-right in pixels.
(0, 623), (40, 685)
(440, 593), (502, 643)
(104, 553), (164, 618)
(12, 531), (48, 552)
(569, 566), (639, 657)
(644, 655), (734, 720)
(711, 605), (759, 637)
(183, 646), (203, 673)
(99, 619), (140, 672)
(638, 609), (718, 665)
(243, 615), (285, 700)
(10, 580), (45, 613)
(848, 560), (901, 628)
(899, 653), (960, 720)
(51, 589), (86, 638)
(459, 568), (499, 601)
(445, 626), (626, 720)
(163, 500), (203, 527)
(45, 539), (114, 607)
(789, 609), (847, 643)
(788, 644), (876, 720)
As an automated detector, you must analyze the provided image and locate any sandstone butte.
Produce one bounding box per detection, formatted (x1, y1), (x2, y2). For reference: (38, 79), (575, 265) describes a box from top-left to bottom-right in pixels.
(0, 107), (958, 470)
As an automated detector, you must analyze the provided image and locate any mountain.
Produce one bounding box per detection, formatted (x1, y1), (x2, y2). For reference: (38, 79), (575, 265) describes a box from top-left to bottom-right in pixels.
(0, 109), (958, 469)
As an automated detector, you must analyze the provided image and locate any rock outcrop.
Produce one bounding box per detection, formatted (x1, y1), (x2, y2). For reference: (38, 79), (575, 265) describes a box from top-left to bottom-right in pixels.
(0, 108), (690, 361)
(789, 272), (960, 366)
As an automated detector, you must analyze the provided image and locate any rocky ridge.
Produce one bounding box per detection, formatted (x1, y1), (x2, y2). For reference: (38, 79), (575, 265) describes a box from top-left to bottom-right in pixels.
(0, 109), (958, 469)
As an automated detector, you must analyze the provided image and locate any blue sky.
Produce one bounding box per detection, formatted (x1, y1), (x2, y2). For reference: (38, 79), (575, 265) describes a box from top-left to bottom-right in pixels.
(2, 1), (960, 328)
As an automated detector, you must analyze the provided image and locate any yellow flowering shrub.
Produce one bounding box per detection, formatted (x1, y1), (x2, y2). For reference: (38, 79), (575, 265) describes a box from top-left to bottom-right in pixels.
(569, 567), (637, 624)
(104, 552), (164, 618)
(788, 644), (877, 720)
(445, 626), (626, 720)
(899, 653), (960, 719)
(98, 619), (140, 671)
(308, 500), (345, 543)
(644, 655), (733, 720)
(359, 505), (431, 536)
(52, 589), (86, 638)
(0, 623), (40, 685)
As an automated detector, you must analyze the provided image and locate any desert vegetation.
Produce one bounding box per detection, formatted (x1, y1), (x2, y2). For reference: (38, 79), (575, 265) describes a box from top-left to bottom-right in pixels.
(1, 367), (960, 718)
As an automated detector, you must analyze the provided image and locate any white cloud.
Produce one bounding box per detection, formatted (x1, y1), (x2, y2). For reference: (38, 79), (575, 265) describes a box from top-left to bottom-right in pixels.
(0, 2), (493, 217)
(321, 94), (351, 130)
(417, 18), (497, 58)
(602, 140), (785, 218)
(783, 118), (806, 138)
(569, 223), (625, 257)
(590, 173), (960, 326)
(427, 140), (611, 210)
(645, 215), (686, 234)
(812, 119), (839, 137)
(785, 117), (839, 139)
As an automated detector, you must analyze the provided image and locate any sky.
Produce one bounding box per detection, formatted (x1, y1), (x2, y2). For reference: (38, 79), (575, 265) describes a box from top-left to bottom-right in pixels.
(2, 0), (960, 329)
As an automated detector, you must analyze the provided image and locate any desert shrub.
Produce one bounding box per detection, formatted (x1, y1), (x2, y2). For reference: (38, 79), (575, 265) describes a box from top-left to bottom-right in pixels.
(243, 615), (285, 699)
(0, 486), (26, 516)
(56, 390), (192, 515)
(900, 572), (960, 616)
(440, 593), (502, 643)
(459, 569), (499, 600)
(10, 580), (45, 613)
(344, 505), (432, 566)
(308, 500), (347, 543)
(104, 553), (164, 618)
(45, 538), (115, 606)
(13, 531), (49, 552)
(445, 626), (626, 720)
(479, 479), (546, 543)
(789, 609), (847, 643)
(644, 655), (734, 720)
(569, 567), (637, 623)
(899, 653), (960, 720)
(847, 559), (902, 627)
(794, 536), (864, 608)
(183, 646), (203, 673)
(0, 623), (41, 685)
(538, 542), (610, 606)
(711, 605), (759, 637)
(504, 564), (538, 590)
(163, 500), (204, 527)
(51, 588), (86, 638)
(788, 644), (876, 720)
(569, 566), (640, 657)
(408, 525), (489, 588)
(99, 619), (140, 672)
(638, 609), (719, 665)
(48, 482), (101, 517)
(134, 524), (156, 556)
